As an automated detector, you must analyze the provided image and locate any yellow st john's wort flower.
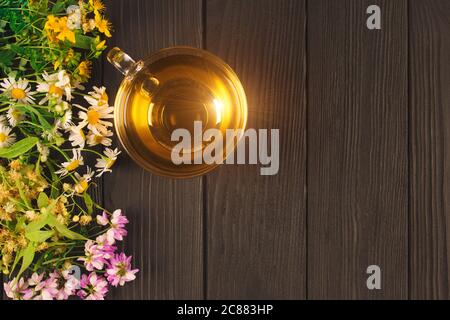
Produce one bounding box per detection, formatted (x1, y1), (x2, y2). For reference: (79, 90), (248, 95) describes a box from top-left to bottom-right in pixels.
(93, 36), (106, 51)
(90, 0), (105, 13)
(56, 17), (76, 43)
(44, 15), (76, 44)
(76, 61), (91, 81)
(94, 14), (111, 37)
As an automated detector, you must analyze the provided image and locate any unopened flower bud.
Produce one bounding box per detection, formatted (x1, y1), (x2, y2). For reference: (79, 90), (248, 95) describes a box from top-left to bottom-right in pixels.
(63, 261), (73, 270)
(80, 215), (92, 225)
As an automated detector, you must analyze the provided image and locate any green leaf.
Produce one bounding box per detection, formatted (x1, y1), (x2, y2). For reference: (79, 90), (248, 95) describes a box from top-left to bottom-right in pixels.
(74, 34), (94, 50)
(24, 212), (50, 233)
(84, 192), (93, 214)
(0, 48), (15, 69)
(37, 192), (49, 209)
(17, 242), (35, 279)
(47, 214), (87, 240)
(51, 1), (65, 14)
(16, 180), (31, 208)
(54, 223), (87, 240)
(46, 161), (60, 199)
(0, 137), (38, 159)
(14, 216), (26, 232)
(25, 230), (54, 243)
(19, 105), (52, 130)
(10, 247), (24, 275)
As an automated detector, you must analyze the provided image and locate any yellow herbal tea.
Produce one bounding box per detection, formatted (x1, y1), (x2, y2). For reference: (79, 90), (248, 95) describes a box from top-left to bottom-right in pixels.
(109, 47), (247, 178)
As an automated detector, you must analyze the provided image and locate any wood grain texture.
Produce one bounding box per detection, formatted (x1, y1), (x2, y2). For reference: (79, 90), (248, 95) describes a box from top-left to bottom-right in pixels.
(103, 0), (204, 299)
(410, 0), (450, 300)
(307, 0), (408, 299)
(205, 0), (307, 299)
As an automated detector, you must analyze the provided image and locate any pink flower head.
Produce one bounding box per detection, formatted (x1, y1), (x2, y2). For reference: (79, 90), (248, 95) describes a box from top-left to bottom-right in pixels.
(106, 209), (128, 244)
(106, 253), (139, 287)
(53, 269), (80, 300)
(78, 240), (107, 271)
(37, 275), (59, 300)
(95, 234), (117, 259)
(96, 211), (109, 226)
(28, 272), (44, 286)
(77, 273), (108, 300)
(4, 277), (31, 300)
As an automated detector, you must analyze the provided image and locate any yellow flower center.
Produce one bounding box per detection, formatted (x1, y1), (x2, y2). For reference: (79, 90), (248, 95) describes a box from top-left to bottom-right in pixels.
(94, 135), (104, 144)
(87, 109), (100, 125)
(66, 160), (80, 171)
(49, 84), (63, 97)
(0, 133), (7, 143)
(11, 109), (22, 120)
(76, 180), (89, 194)
(11, 88), (26, 100)
(106, 158), (115, 169)
(99, 92), (108, 105)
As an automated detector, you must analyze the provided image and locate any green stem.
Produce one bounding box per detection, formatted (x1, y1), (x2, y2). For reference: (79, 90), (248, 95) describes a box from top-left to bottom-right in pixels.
(42, 256), (82, 266)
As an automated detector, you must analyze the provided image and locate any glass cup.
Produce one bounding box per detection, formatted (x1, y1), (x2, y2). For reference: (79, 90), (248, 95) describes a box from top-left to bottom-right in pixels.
(107, 46), (247, 178)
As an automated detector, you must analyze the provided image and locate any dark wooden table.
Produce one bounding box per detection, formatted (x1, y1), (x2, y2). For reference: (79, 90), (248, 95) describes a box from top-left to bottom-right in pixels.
(4, 0), (450, 300)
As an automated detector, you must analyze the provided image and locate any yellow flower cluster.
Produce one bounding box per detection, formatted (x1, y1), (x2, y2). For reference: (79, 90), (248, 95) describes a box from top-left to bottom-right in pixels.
(44, 0), (111, 46)
(45, 15), (76, 44)
(0, 161), (49, 274)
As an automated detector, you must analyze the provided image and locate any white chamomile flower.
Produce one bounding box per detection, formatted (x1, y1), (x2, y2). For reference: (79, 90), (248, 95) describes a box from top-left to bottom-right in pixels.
(0, 77), (15, 92)
(0, 115), (7, 126)
(74, 167), (94, 194)
(68, 125), (86, 148)
(95, 147), (121, 176)
(55, 149), (84, 176)
(0, 125), (16, 148)
(84, 86), (109, 107)
(6, 108), (25, 127)
(78, 104), (114, 134)
(1, 77), (35, 104)
(37, 143), (49, 162)
(87, 129), (113, 147)
(66, 5), (81, 30)
(56, 109), (74, 129)
(37, 70), (73, 104)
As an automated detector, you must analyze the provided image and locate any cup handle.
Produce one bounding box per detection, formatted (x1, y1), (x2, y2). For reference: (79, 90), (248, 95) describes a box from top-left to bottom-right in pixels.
(107, 47), (136, 76)
(107, 47), (160, 96)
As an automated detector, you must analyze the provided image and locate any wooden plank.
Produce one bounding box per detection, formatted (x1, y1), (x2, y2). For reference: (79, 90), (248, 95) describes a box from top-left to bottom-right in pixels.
(103, 0), (204, 299)
(205, 0), (307, 299)
(308, 0), (408, 299)
(410, 1), (450, 300)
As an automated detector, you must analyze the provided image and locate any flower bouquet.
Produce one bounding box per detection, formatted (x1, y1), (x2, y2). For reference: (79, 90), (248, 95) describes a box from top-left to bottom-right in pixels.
(0, 0), (138, 300)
